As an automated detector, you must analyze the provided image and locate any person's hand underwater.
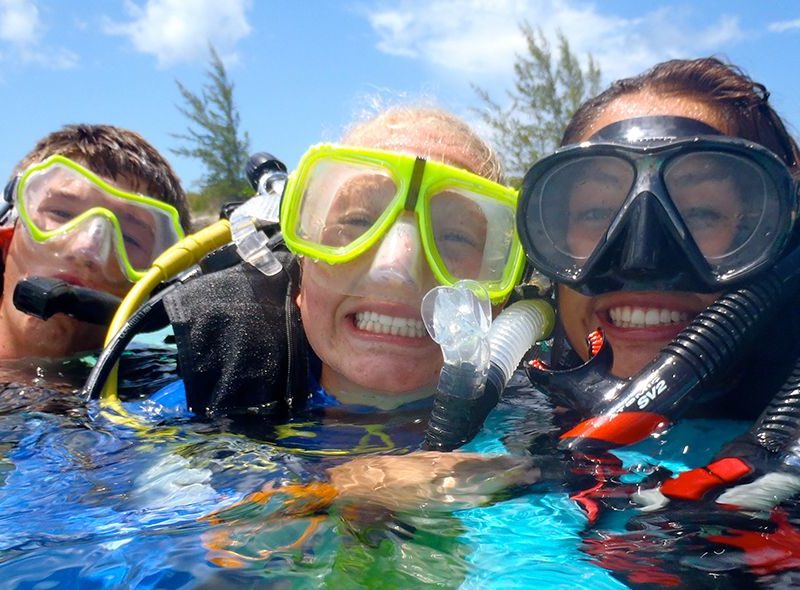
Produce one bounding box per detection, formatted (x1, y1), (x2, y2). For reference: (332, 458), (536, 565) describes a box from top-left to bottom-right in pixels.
(204, 452), (541, 531)
(327, 451), (540, 512)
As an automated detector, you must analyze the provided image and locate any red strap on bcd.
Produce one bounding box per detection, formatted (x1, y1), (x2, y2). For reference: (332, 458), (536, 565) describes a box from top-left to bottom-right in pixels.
(661, 457), (752, 501)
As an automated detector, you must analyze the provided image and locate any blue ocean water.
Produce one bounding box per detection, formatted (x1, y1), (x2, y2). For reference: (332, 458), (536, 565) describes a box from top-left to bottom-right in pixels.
(0, 352), (781, 589)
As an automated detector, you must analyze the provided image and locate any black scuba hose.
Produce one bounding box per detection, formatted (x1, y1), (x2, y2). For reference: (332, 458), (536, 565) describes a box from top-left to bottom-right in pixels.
(423, 364), (504, 451)
(82, 287), (171, 401)
(751, 356), (800, 453)
(556, 242), (800, 453)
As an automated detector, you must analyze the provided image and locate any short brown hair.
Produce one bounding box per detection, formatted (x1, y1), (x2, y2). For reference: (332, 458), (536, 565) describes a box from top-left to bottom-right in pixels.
(13, 124), (190, 229)
(562, 57), (800, 173)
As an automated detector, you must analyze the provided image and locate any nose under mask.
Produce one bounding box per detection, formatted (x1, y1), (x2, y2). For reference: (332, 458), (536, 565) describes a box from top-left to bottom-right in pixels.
(575, 192), (713, 295)
(18, 214), (129, 286)
(363, 215), (424, 288)
(303, 214), (435, 305)
(64, 216), (114, 264)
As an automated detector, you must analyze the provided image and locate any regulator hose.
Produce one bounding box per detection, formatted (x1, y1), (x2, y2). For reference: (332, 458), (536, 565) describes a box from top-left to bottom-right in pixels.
(752, 357), (800, 454)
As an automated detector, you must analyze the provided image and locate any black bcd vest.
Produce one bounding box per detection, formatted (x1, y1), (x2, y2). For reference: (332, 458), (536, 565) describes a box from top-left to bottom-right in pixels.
(162, 249), (309, 420)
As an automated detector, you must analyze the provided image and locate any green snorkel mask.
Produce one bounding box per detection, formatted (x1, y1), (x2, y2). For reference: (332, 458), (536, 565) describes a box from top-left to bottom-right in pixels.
(14, 155), (185, 284)
(280, 144), (525, 304)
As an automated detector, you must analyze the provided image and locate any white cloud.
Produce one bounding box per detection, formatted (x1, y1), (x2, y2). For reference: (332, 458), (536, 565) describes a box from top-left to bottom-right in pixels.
(104, 0), (253, 67)
(768, 19), (800, 33)
(0, 0), (40, 45)
(362, 0), (747, 82)
(0, 0), (78, 69)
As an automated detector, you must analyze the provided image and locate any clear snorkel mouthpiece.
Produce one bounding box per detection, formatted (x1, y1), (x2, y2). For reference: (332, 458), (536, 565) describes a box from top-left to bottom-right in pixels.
(422, 281), (556, 451)
(421, 280), (492, 372)
(422, 280), (491, 449)
(231, 153), (288, 276)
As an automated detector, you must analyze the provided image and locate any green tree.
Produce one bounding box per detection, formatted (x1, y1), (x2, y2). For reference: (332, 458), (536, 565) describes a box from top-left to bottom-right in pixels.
(474, 24), (601, 184)
(173, 46), (251, 216)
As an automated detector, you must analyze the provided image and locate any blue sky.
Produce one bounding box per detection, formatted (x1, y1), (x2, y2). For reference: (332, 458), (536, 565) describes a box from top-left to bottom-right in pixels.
(1, 0), (799, 193)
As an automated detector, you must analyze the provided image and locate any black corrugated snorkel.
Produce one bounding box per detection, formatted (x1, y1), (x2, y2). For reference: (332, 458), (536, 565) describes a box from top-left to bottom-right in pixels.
(528, 235), (800, 454)
(421, 281), (554, 451)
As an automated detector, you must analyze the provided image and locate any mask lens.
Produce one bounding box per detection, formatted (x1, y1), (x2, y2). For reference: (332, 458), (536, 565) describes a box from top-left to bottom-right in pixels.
(19, 159), (182, 279)
(428, 187), (515, 283)
(665, 152), (776, 266)
(534, 156), (634, 264)
(294, 160), (400, 252)
(23, 166), (87, 231)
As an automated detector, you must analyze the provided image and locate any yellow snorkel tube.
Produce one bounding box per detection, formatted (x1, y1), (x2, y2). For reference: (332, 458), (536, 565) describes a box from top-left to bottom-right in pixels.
(94, 152), (290, 428)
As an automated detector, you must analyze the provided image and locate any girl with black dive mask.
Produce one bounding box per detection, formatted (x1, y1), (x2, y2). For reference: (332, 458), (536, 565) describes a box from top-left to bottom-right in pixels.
(515, 59), (800, 588)
(523, 59), (800, 400)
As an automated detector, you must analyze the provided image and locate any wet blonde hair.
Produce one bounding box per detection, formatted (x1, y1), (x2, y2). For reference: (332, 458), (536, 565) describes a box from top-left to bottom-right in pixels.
(341, 106), (504, 182)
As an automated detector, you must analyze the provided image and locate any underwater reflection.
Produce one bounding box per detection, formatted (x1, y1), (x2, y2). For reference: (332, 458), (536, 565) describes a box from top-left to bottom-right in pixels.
(0, 366), (799, 588)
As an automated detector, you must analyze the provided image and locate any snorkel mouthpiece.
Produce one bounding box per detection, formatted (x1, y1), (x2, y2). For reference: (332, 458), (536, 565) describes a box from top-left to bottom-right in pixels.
(422, 283), (491, 409)
(422, 281), (491, 450)
(422, 281), (555, 451)
(421, 280), (492, 369)
(13, 276), (121, 325)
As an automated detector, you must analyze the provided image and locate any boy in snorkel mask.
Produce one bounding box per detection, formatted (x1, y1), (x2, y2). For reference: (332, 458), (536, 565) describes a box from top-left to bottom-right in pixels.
(0, 124), (190, 360)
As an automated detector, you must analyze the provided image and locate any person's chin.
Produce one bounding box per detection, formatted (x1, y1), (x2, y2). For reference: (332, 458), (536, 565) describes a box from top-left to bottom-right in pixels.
(354, 368), (438, 396)
(19, 316), (80, 357)
(608, 338), (668, 378)
(343, 342), (441, 392)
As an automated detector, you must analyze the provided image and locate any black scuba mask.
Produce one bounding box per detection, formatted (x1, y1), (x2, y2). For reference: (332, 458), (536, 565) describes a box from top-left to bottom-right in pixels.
(517, 116), (799, 295)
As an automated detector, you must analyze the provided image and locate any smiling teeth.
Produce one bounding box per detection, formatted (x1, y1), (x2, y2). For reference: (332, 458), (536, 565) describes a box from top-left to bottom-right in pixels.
(355, 311), (426, 338)
(609, 306), (690, 328)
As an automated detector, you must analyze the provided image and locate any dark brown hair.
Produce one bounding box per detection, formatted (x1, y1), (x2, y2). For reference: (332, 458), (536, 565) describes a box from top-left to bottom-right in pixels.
(562, 57), (800, 172)
(13, 124), (190, 229)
